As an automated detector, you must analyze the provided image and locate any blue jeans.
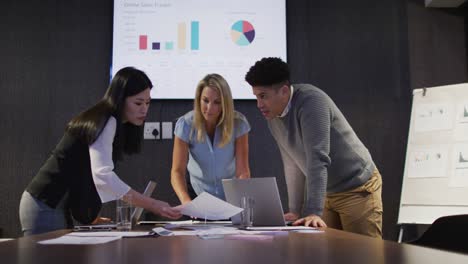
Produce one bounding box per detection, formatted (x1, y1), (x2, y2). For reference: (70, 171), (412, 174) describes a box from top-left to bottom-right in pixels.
(19, 191), (71, 236)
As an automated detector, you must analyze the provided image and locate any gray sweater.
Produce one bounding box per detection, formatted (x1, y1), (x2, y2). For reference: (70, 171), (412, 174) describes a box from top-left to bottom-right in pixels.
(268, 84), (375, 216)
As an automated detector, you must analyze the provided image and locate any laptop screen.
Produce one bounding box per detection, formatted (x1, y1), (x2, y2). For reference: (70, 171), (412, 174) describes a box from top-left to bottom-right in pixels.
(222, 177), (286, 226)
(131, 181), (157, 222)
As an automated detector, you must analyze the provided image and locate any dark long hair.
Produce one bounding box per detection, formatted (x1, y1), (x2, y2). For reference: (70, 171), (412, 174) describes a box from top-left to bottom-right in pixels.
(67, 67), (153, 160)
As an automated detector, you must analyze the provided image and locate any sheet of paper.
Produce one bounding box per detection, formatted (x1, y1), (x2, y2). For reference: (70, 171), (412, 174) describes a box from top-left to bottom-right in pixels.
(153, 226), (241, 236)
(69, 231), (151, 237)
(37, 231), (152, 245)
(163, 220), (231, 229)
(244, 226), (318, 231)
(138, 220), (200, 226)
(198, 234), (225, 240)
(450, 144), (468, 187)
(291, 229), (324, 234)
(38, 235), (120, 245)
(453, 102), (468, 141)
(414, 103), (453, 132)
(175, 192), (243, 220)
(73, 224), (116, 231)
(407, 146), (449, 178)
(153, 226), (290, 237)
(225, 234), (274, 241)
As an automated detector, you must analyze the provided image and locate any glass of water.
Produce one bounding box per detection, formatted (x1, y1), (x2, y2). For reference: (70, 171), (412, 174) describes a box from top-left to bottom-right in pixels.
(116, 194), (133, 231)
(240, 196), (254, 227)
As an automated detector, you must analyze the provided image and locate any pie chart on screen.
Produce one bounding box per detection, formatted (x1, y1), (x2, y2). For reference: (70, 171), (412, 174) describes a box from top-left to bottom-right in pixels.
(231, 20), (255, 46)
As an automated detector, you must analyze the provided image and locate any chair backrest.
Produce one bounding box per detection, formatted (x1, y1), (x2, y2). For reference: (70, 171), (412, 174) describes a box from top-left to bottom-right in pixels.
(409, 214), (468, 255)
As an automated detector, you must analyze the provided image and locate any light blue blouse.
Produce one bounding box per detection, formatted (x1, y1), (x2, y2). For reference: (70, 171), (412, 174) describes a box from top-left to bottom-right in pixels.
(174, 110), (250, 200)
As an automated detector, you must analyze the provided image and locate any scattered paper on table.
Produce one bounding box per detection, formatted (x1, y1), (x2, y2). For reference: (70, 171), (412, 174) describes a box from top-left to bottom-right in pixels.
(153, 226), (241, 236)
(225, 234), (274, 241)
(38, 231), (153, 245)
(175, 192), (242, 220)
(38, 235), (120, 245)
(292, 229), (324, 234)
(153, 226), (291, 238)
(198, 234), (225, 240)
(244, 226), (317, 231)
(67, 231), (150, 237)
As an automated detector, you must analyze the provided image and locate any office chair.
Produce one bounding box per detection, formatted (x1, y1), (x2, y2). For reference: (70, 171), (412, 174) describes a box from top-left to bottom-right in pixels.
(408, 214), (468, 255)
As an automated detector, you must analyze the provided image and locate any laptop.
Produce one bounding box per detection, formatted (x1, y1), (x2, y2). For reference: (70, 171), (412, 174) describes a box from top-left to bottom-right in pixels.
(222, 177), (286, 227)
(74, 180), (157, 231)
(132, 180), (157, 223)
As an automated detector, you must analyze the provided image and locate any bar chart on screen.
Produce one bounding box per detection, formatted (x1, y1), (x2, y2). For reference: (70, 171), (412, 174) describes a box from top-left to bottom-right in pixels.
(112, 0), (286, 99)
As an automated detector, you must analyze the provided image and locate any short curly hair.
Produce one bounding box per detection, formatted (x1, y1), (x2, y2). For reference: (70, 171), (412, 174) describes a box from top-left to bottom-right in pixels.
(245, 57), (290, 86)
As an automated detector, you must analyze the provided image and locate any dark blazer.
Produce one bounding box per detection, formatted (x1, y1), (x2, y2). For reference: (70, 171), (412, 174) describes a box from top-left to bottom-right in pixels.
(26, 132), (101, 224)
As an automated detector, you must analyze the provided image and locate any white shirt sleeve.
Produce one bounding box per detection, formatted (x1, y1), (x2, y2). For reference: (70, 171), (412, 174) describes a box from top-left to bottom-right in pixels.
(89, 116), (131, 203)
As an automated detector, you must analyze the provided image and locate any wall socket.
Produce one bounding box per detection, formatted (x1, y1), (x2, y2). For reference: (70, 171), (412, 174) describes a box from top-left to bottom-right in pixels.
(161, 122), (173, 139)
(144, 122), (160, 140)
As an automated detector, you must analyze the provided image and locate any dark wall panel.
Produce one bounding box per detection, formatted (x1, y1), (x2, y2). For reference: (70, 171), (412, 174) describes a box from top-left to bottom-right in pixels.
(1, 0), (465, 241)
(0, 0), (114, 237)
(286, 0), (411, 240)
(408, 0), (468, 89)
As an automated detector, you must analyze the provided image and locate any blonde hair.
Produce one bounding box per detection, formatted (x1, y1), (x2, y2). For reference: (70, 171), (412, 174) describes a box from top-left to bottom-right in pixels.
(192, 74), (234, 147)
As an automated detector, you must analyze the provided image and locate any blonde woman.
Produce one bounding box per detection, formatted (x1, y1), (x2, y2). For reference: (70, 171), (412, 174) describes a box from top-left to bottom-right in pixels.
(171, 74), (250, 203)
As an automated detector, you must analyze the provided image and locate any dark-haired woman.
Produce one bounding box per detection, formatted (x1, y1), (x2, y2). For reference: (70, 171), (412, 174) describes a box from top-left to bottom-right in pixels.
(19, 67), (181, 236)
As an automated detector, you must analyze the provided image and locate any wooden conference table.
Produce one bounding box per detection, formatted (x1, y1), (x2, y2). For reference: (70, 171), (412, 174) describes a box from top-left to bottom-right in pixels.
(1, 227), (467, 264)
